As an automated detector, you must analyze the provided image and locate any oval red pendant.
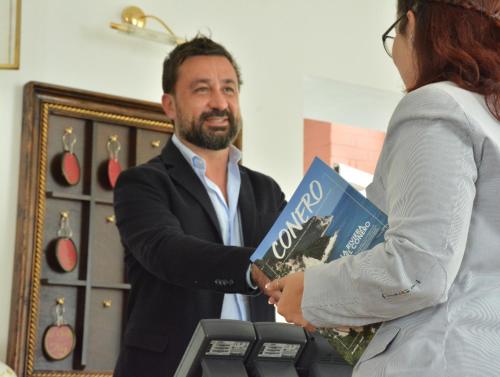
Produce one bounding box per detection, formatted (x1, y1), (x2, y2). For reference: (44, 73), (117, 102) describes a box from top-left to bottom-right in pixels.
(107, 159), (122, 189)
(55, 238), (78, 272)
(61, 152), (81, 185)
(43, 324), (76, 361)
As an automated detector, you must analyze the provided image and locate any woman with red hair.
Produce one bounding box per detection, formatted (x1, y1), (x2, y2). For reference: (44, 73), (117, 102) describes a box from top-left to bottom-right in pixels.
(267, 1), (500, 375)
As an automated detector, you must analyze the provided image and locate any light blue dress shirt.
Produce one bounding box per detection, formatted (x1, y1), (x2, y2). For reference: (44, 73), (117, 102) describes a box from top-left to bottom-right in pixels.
(172, 135), (250, 320)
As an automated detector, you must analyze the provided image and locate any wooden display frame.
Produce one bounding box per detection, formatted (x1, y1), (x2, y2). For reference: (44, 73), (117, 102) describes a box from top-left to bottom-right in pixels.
(7, 82), (177, 377)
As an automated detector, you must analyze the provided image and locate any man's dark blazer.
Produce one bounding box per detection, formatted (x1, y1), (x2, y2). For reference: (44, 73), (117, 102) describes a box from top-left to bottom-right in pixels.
(113, 139), (286, 377)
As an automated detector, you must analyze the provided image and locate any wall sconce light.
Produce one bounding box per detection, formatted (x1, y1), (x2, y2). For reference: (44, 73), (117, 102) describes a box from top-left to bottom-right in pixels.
(110, 6), (185, 45)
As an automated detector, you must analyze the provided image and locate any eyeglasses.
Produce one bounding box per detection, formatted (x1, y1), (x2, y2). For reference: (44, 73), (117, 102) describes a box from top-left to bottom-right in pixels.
(382, 14), (405, 58)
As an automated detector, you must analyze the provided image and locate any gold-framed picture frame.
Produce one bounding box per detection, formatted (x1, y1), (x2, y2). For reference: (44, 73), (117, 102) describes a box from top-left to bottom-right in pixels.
(0, 0), (21, 69)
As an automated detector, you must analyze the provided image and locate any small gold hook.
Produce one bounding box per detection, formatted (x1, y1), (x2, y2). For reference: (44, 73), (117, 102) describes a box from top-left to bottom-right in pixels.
(102, 300), (112, 308)
(106, 215), (116, 224)
(151, 140), (161, 148)
(56, 297), (65, 305)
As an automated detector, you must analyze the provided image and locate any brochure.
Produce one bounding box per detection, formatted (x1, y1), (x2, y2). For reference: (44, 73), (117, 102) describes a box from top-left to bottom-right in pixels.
(251, 157), (388, 365)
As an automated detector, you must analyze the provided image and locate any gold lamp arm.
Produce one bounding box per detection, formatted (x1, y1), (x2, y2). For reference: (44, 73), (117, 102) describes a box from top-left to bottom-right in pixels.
(143, 14), (177, 38)
(110, 6), (185, 45)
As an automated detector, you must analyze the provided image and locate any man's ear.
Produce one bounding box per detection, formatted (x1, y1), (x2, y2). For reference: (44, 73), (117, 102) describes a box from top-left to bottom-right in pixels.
(161, 93), (177, 121)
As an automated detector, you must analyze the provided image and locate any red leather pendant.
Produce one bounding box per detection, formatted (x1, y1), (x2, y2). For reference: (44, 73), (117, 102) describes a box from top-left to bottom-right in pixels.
(43, 300), (75, 361)
(52, 211), (78, 273)
(61, 152), (81, 186)
(107, 158), (122, 189)
(106, 135), (122, 189)
(61, 128), (81, 186)
(43, 324), (76, 361)
(55, 238), (78, 272)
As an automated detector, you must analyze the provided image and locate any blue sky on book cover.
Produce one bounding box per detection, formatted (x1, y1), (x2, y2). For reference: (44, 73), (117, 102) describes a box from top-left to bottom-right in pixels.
(251, 157), (388, 278)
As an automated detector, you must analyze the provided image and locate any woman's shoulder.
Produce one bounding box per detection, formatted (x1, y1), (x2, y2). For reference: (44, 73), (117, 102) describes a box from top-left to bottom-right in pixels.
(385, 82), (499, 168)
(390, 82), (465, 126)
(396, 82), (492, 122)
(400, 82), (470, 108)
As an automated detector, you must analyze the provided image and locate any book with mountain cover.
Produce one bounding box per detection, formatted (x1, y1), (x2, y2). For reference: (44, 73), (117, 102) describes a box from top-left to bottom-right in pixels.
(251, 157), (388, 365)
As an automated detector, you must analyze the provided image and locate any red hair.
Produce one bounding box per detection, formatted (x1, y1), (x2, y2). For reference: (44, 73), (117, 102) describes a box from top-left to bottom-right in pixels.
(398, 0), (500, 120)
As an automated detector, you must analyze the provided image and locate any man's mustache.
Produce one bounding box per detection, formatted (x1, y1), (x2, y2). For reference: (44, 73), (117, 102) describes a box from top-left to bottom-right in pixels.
(199, 109), (232, 123)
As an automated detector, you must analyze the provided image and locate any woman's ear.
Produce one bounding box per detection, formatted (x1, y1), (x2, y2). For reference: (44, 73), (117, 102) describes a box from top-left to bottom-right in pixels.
(406, 10), (417, 43)
(161, 93), (177, 121)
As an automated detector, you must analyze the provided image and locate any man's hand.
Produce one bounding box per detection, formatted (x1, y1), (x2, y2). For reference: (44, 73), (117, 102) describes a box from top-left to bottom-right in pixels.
(251, 264), (281, 303)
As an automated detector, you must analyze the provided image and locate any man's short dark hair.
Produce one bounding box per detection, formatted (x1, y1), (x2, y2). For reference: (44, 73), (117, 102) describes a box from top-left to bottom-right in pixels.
(162, 36), (243, 94)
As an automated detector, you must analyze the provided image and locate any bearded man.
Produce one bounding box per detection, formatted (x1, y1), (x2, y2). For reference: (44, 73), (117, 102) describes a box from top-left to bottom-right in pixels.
(113, 36), (286, 377)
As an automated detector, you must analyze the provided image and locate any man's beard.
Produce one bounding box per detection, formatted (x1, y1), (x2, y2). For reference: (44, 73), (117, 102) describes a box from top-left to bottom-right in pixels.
(177, 108), (242, 151)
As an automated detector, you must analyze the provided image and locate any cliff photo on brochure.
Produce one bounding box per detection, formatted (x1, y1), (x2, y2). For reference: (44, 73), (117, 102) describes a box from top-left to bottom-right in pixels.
(251, 157), (388, 365)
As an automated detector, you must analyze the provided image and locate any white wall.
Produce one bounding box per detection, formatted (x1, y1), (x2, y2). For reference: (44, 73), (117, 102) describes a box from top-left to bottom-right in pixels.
(304, 76), (403, 131)
(0, 0), (403, 361)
